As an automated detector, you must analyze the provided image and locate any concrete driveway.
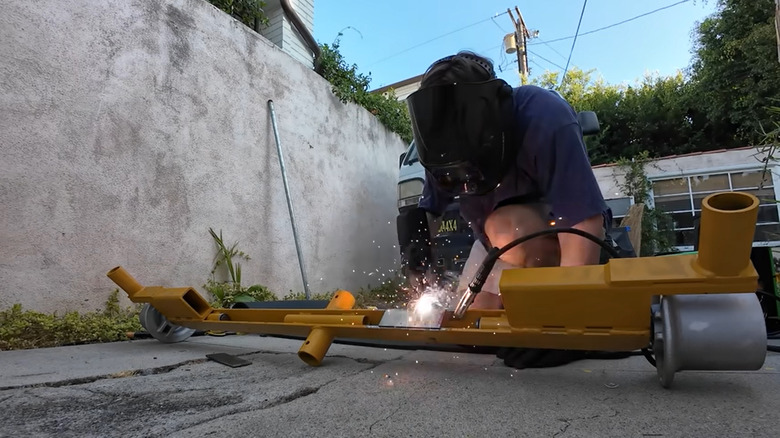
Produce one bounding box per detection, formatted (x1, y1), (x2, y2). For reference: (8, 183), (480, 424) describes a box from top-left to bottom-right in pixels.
(1, 335), (778, 437)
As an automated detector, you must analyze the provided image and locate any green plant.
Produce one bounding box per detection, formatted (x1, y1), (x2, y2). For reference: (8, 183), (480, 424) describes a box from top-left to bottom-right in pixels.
(281, 276), (407, 309)
(0, 290), (142, 350)
(317, 38), (413, 143)
(757, 105), (780, 189)
(282, 290), (336, 301)
(208, 0), (269, 29)
(615, 151), (676, 256)
(205, 228), (276, 307)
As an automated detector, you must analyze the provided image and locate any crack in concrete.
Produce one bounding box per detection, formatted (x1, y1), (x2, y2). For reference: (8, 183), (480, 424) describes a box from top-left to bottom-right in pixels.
(0, 395), (13, 404)
(169, 376), (346, 435)
(553, 409), (620, 437)
(264, 379), (336, 409)
(0, 358), (207, 391)
(553, 419), (571, 437)
(0, 348), (297, 391)
(368, 403), (404, 434)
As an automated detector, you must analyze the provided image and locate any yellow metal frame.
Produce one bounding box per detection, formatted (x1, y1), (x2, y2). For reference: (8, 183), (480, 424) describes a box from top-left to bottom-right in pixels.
(108, 192), (761, 366)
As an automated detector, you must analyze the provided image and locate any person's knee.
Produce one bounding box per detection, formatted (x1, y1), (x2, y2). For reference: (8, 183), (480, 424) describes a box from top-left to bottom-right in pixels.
(484, 204), (560, 267)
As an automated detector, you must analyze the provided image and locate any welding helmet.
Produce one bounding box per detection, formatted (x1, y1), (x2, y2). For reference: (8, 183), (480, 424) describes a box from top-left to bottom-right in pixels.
(406, 78), (516, 196)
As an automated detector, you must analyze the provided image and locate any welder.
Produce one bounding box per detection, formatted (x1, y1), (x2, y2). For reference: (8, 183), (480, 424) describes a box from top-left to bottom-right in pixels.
(398, 51), (613, 369)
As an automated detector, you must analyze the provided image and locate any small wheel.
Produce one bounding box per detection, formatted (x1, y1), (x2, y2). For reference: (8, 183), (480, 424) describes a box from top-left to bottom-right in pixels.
(138, 303), (196, 343)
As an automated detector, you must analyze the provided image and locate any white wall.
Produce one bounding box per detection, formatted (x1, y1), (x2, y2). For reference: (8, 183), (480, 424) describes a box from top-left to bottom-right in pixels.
(0, 0), (406, 313)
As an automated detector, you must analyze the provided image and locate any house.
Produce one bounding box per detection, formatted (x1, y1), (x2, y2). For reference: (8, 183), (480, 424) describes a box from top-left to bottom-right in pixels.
(594, 146), (780, 251)
(260, 0), (318, 68)
(371, 74), (424, 101)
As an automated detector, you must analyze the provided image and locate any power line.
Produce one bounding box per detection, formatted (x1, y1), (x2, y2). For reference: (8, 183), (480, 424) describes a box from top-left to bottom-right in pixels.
(561, 0), (588, 87)
(535, 36), (568, 61)
(366, 12), (509, 67)
(528, 49), (566, 71)
(529, 0), (690, 46)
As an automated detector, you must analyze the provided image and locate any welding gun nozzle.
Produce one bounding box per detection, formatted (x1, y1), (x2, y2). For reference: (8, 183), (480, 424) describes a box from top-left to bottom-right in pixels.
(452, 287), (478, 319)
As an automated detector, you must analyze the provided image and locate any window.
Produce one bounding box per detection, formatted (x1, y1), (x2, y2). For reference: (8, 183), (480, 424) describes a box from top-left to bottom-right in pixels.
(651, 170), (780, 249)
(605, 196), (634, 221)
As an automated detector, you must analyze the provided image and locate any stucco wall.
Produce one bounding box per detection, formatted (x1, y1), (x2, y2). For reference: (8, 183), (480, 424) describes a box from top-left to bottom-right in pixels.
(0, 0), (406, 313)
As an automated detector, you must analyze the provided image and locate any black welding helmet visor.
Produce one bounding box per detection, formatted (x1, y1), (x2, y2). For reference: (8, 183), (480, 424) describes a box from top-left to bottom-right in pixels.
(407, 79), (514, 196)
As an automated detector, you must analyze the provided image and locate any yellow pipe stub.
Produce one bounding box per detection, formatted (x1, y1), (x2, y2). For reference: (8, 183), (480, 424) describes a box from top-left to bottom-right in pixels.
(326, 290), (355, 310)
(298, 327), (334, 366)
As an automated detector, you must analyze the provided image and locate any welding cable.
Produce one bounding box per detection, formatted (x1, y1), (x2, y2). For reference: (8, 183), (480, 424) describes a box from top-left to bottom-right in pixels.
(466, 227), (621, 296)
(756, 290), (780, 303)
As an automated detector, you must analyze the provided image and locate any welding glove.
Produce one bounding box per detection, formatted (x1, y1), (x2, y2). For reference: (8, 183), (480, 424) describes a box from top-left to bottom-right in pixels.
(397, 207), (433, 274)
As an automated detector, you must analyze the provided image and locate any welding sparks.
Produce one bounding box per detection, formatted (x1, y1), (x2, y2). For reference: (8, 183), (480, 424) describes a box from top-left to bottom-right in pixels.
(413, 294), (440, 317)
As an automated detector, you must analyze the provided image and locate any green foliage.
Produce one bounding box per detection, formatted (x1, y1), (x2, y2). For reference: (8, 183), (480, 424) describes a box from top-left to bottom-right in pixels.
(282, 277), (407, 309)
(353, 278), (408, 309)
(689, 0), (780, 147)
(615, 152), (676, 256)
(0, 290), (142, 350)
(757, 106), (780, 184)
(207, 0), (269, 29)
(205, 228), (276, 307)
(526, 0), (780, 165)
(317, 40), (413, 143)
(530, 68), (701, 165)
(282, 290), (336, 301)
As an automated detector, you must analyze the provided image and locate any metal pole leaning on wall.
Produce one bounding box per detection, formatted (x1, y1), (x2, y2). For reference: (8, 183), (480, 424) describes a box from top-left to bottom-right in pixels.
(267, 100), (312, 299)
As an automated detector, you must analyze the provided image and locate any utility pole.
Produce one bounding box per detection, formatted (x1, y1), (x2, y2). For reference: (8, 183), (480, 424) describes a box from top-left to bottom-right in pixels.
(506, 7), (530, 80)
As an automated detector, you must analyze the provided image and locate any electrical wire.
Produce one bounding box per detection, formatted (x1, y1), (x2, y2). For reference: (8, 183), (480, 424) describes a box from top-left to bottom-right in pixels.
(366, 12), (508, 67)
(528, 49), (566, 71)
(535, 37), (569, 61)
(560, 0), (588, 89)
(530, 0), (691, 46)
(757, 290), (780, 302)
(493, 227), (621, 260)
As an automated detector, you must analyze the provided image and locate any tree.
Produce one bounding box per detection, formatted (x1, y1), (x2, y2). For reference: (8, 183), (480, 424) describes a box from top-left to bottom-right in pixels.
(689, 0), (780, 147)
(527, 68), (699, 165)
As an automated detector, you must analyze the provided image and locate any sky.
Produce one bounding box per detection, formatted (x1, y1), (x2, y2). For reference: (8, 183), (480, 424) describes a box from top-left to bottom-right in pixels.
(311, 0), (720, 90)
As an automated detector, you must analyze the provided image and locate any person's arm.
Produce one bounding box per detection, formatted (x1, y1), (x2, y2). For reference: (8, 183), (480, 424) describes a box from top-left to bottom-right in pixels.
(531, 114), (611, 267)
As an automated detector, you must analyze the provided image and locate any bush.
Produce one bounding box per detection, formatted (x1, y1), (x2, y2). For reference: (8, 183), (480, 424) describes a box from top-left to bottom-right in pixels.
(0, 290), (142, 350)
(318, 41), (413, 143)
(207, 0), (269, 29)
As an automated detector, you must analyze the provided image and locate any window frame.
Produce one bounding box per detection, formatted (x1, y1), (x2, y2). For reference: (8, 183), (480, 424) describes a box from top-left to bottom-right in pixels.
(647, 165), (780, 251)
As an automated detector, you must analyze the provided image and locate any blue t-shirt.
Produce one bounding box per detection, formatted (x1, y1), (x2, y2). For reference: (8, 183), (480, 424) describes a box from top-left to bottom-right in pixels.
(418, 85), (612, 247)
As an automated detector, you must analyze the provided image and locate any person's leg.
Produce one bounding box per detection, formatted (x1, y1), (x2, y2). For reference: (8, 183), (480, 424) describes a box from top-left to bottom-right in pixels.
(456, 203), (560, 310)
(483, 203), (560, 268)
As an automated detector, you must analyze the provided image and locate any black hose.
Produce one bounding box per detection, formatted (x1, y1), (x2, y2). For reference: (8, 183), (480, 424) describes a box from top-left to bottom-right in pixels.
(467, 227), (621, 294)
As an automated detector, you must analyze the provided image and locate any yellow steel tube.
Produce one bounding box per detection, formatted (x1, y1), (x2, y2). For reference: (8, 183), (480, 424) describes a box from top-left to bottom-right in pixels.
(283, 314), (367, 325)
(326, 290), (355, 310)
(107, 266), (143, 298)
(478, 316), (510, 330)
(298, 327), (334, 366)
(696, 192), (759, 276)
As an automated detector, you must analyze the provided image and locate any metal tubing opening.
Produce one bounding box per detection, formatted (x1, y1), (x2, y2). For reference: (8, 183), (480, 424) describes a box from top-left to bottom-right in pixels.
(298, 327), (334, 366)
(696, 192), (759, 276)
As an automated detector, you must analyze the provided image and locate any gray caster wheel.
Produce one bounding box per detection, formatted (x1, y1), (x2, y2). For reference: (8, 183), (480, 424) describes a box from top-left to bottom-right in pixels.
(139, 303), (196, 343)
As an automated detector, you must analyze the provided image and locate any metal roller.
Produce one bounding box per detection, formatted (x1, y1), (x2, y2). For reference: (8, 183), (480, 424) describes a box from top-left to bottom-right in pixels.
(652, 293), (767, 388)
(138, 303), (196, 343)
